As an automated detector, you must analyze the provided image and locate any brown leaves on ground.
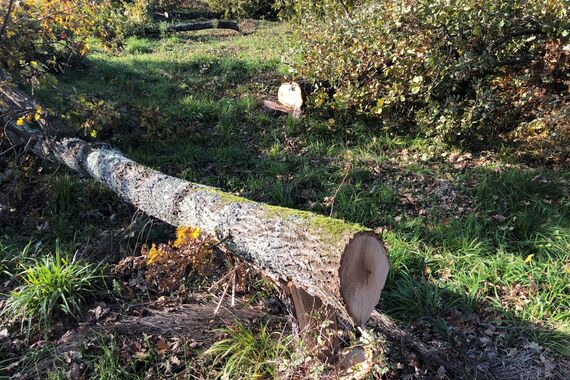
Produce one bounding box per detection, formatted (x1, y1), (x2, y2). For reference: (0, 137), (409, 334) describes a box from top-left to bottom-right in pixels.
(114, 226), (220, 293)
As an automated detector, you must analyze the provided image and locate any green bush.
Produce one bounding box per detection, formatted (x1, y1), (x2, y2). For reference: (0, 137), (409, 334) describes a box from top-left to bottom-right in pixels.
(0, 0), (113, 74)
(285, 0), (569, 146)
(0, 0), (181, 72)
(206, 0), (278, 20)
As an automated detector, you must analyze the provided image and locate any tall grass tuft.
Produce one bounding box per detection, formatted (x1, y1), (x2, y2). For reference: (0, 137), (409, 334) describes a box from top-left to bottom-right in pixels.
(205, 321), (291, 379)
(2, 242), (103, 333)
(0, 240), (34, 282)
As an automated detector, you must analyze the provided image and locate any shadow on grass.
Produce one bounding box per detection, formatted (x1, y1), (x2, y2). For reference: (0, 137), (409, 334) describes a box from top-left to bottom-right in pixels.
(378, 272), (570, 378)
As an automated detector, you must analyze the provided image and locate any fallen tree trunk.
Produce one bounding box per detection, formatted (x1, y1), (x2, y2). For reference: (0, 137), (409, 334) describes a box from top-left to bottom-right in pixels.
(0, 72), (473, 376)
(0, 74), (389, 327)
(153, 10), (222, 21)
(144, 20), (242, 35)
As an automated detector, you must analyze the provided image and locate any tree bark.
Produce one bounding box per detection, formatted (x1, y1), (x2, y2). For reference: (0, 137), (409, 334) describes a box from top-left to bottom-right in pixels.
(0, 74), (389, 327)
(144, 20), (241, 35)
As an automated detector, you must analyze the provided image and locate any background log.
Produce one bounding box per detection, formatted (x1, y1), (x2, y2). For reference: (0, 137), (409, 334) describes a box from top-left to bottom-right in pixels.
(0, 75), (389, 326)
(144, 20), (242, 35)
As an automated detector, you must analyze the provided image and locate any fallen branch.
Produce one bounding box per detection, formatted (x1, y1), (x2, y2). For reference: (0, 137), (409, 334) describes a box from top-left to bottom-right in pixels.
(153, 10), (221, 21)
(369, 311), (470, 378)
(0, 73), (388, 327)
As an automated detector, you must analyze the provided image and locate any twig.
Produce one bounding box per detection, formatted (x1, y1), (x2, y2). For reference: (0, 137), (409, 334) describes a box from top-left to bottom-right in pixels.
(231, 269), (236, 307)
(214, 272), (232, 315)
(209, 262), (241, 291)
(329, 161), (352, 217)
(0, 0), (15, 42)
(336, 0), (352, 18)
(0, 140), (22, 157)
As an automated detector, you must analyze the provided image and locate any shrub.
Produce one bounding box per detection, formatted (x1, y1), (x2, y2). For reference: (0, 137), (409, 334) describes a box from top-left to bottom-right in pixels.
(285, 0), (570, 146)
(114, 226), (217, 292)
(0, 1), (182, 75)
(2, 243), (103, 332)
(0, 0), (114, 74)
(206, 0), (278, 20)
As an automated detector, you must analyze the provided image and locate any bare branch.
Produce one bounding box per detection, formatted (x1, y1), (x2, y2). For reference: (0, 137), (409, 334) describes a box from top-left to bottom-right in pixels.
(0, 0), (15, 42)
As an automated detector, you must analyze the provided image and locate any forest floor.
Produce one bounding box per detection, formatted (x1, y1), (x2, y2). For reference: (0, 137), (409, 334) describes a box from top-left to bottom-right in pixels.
(0, 14), (569, 380)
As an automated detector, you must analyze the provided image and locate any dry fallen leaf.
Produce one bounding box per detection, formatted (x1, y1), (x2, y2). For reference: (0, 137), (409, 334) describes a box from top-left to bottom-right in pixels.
(156, 339), (170, 355)
(135, 351), (149, 360)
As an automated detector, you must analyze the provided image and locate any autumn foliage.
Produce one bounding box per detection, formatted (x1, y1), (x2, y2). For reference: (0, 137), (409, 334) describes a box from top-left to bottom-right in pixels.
(0, 0), (109, 73)
(0, 0), (185, 75)
(114, 227), (218, 293)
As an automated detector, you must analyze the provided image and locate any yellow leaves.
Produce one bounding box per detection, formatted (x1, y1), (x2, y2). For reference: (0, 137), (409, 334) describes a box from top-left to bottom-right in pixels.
(15, 105), (43, 126)
(90, 129), (98, 138)
(34, 105), (42, 121)
(173, 226), (201, 248)
(78, 42), (90, 57)
(524, 254), (535, 264)
(139, 227), (215, 291)
(146, 244), (163, 266)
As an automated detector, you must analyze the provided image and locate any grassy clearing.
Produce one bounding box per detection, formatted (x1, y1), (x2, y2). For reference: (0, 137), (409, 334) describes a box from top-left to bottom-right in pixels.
(34, 21), (570, 354)
(0, 14), (563, 379)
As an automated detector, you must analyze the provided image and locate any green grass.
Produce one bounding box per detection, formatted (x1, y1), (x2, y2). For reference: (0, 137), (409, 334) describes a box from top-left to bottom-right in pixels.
(0, 343), (64, 378)
(1, 242), (104, 333)
(31, 21), (570, 354)
(0, 240), (34, 283)
(205, 321), (291, 379)
(92, 335), (141, 380)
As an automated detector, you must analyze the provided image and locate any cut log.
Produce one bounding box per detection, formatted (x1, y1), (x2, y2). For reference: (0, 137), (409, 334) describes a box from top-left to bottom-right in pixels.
(0, 74), (389, 326)
(277, 82), (304, 110)
(287, 282), (340, 359)
(144, 20), (242, 35)
(262, 99), (302, 118)
(263, 82), (305, 118)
